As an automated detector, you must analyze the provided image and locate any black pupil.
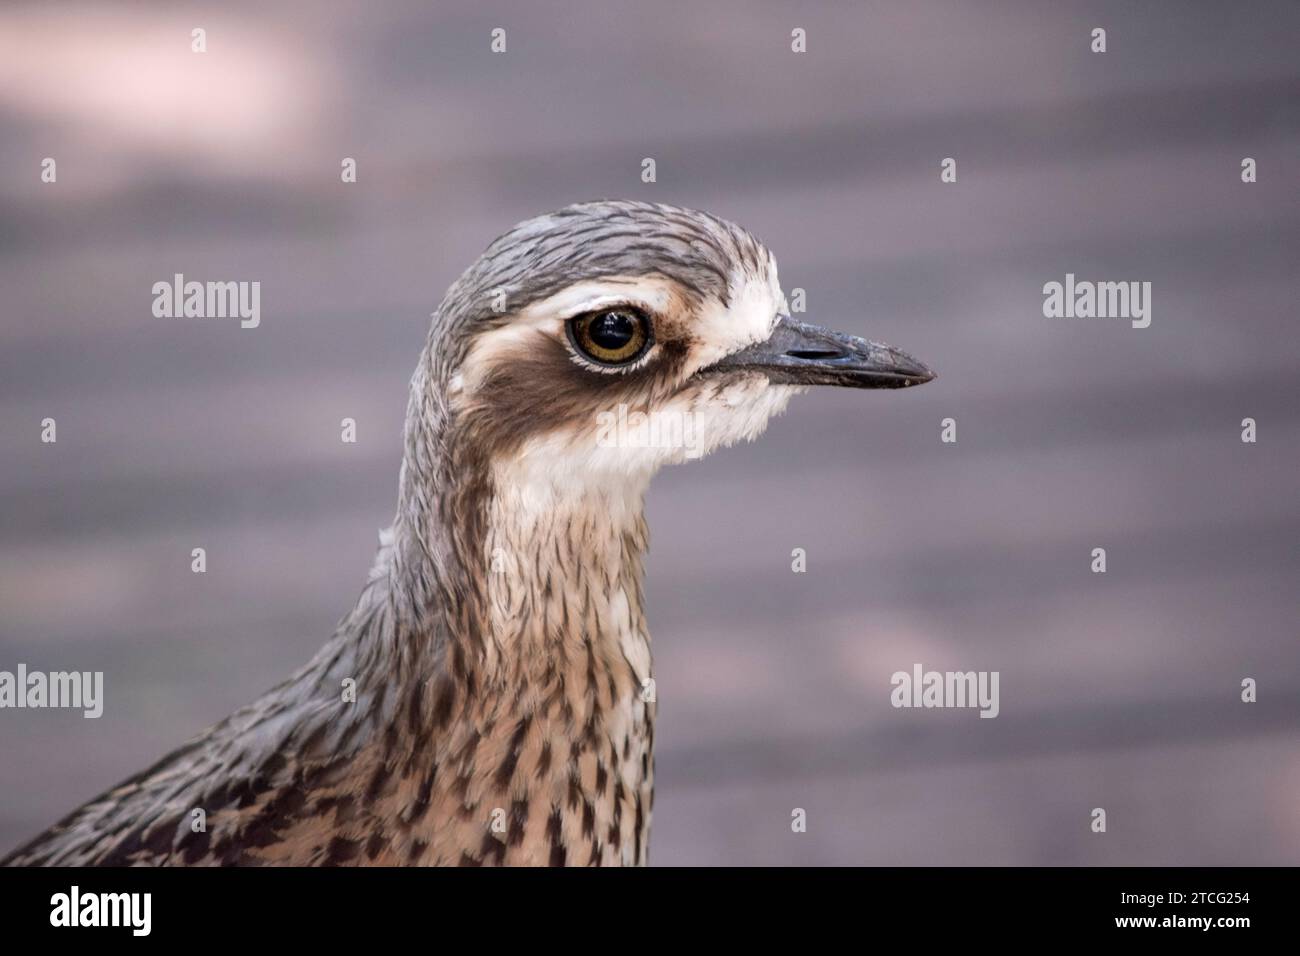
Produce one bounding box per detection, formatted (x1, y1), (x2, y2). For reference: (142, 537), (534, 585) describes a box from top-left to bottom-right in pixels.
(590, 312), (635, 350)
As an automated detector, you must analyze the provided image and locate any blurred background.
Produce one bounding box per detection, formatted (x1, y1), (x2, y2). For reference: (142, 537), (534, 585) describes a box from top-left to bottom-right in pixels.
(1, 1), (1297, 864)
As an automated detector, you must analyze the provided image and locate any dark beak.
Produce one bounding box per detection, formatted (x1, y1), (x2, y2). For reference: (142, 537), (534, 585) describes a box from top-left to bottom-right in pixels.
(702, 317), (936, 389)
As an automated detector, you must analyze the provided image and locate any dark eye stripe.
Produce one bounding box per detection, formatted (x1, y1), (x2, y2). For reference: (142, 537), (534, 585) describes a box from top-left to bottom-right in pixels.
(567, 308), (652, 367)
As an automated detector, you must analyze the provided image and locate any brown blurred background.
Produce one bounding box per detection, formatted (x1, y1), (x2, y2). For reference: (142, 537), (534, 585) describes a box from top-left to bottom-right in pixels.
(1, 1), (1297, 864)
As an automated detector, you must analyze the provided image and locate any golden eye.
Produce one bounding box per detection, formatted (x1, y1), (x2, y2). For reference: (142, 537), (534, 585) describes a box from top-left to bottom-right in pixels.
(566, 308), (652, 367)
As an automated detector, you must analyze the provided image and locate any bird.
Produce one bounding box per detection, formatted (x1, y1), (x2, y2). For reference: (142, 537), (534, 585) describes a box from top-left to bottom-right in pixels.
(3, 200), (934, 867)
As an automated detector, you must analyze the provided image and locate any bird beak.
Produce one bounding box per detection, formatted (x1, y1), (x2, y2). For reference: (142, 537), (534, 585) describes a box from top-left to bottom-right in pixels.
(702, 316), (936, 389)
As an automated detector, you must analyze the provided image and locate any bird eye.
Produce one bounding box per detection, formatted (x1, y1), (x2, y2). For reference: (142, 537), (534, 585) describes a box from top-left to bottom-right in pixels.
(566, 308), (652, 367)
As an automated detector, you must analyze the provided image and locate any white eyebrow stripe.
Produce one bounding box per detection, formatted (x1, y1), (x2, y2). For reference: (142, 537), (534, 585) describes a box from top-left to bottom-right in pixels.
(514, 277), (676, 325)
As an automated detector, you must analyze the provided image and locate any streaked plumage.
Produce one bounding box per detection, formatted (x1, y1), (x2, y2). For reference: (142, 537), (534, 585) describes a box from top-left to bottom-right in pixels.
(3, 200), (932, 866)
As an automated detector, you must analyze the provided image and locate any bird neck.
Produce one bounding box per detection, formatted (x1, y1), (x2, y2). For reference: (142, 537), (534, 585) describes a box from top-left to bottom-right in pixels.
(387, 356), (658, 688)
(365, 380), (659, 718)
(385, 439), (656, 673)
(345, 460), (658, 864)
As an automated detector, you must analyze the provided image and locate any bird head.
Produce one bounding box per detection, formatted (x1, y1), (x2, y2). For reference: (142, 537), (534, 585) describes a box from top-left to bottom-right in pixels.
(414, 200), (934, 514)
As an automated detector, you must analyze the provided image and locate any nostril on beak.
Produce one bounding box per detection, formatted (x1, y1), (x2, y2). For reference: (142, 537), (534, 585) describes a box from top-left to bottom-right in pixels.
(786, 349), (844, 360)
